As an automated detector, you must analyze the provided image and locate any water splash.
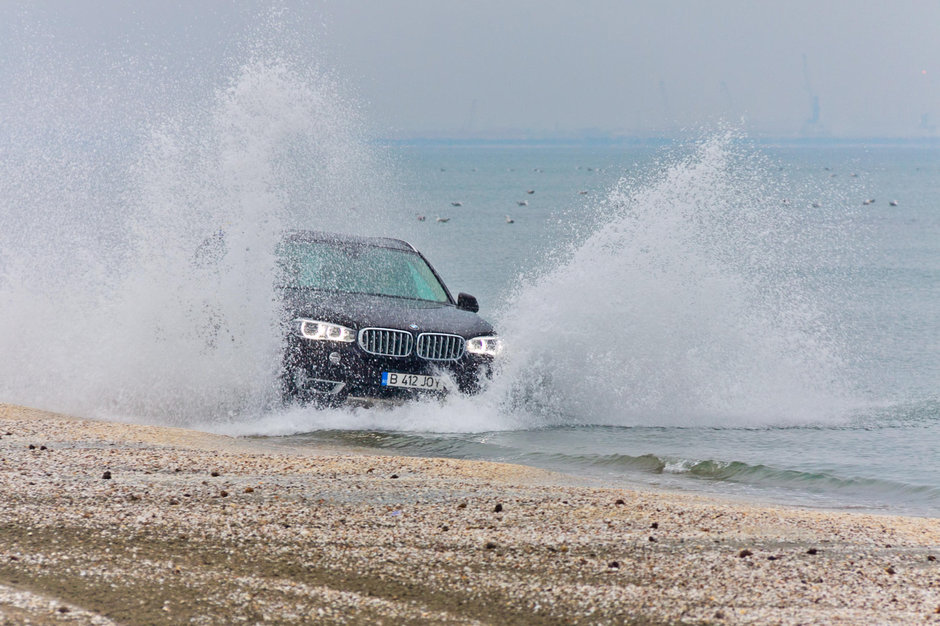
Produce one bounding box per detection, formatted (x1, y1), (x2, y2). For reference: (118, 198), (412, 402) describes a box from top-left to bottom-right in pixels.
(1, 11), (855, 434)
(230, 133), (860, 437)
(489, 134), (855, 428)
(0, 42), (384, 423)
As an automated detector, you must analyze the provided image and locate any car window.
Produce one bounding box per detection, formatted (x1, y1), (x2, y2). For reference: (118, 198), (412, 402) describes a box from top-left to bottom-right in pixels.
(277, 241), (450, 303)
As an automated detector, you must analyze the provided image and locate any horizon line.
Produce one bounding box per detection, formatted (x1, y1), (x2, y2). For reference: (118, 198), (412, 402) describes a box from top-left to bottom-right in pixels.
(372, 134), (940, 145)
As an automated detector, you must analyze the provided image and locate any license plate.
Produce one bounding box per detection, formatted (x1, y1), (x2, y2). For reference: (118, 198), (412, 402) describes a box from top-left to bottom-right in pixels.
(381, 372), (444, 391)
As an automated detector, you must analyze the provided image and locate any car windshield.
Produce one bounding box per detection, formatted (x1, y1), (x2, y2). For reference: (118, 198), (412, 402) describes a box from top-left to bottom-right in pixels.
(277, 240), (451, 303)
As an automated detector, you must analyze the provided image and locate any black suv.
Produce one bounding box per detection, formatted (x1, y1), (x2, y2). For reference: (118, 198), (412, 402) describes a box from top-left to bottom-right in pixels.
(277, 231), (500, 405)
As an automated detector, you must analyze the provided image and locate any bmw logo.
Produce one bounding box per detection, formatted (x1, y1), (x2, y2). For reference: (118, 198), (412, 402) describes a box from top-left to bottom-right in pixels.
(409, 323), (419, 330)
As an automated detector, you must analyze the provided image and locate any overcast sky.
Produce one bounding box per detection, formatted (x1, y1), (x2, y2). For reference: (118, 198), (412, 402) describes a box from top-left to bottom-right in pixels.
(3, 1), (939, 138)
(320, 1), (939, 137)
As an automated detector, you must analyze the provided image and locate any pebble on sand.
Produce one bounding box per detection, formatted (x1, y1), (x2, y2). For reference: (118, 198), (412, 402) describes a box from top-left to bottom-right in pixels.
(5, 404), (940, 625)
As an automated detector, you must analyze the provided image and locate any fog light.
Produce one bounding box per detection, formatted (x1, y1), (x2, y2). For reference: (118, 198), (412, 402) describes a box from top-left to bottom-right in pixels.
(329, 352), (342, 365)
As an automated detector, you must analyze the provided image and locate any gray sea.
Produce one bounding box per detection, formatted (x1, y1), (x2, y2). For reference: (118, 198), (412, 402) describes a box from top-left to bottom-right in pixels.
(1, 60), (937, 516)
(277, 139), (940, 517)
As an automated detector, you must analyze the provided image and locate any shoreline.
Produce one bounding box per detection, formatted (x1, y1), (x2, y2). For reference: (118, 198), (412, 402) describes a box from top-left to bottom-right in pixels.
(1, 403), (938, 624)
(249, 430), (938, 522)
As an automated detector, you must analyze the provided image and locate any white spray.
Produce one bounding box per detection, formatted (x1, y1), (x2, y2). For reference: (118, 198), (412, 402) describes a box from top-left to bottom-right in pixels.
(0, 56), (385, 424)
(487, 134), (853, 428)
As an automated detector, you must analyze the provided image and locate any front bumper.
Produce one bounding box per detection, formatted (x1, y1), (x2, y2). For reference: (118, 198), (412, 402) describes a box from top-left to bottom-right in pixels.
(280, 336), (493, 405)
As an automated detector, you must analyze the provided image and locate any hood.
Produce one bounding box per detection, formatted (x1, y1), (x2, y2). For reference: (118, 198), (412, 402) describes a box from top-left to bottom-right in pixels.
(280, 289), (495, 338)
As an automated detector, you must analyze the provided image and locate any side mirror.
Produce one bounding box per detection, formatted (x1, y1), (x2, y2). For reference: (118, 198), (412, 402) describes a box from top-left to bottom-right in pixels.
(456, 292), (479, 313)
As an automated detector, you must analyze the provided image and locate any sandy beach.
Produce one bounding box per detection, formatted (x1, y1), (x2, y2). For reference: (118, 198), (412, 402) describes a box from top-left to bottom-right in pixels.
(1, 403), (938, 624)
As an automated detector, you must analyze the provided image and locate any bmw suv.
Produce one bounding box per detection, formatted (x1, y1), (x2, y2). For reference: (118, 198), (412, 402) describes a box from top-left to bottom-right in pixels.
(277, 231), (500, 405)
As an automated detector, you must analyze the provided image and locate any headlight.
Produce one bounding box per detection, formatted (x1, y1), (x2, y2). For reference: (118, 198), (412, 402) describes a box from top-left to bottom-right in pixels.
(466, 335), (502, 357)
(294, 318), (356, 343)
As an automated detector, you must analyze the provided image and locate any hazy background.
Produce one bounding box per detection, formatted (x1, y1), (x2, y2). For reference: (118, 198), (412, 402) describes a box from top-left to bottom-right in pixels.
(1, 0), (938, 139)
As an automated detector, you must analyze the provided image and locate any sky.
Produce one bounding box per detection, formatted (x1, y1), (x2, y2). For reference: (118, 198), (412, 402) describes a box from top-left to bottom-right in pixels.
(2, 1), (938, 138)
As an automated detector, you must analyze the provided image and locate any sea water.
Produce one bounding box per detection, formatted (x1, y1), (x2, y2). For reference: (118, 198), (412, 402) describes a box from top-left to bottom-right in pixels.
(1, 35), (938, 516)
(270, 139), (940, 517)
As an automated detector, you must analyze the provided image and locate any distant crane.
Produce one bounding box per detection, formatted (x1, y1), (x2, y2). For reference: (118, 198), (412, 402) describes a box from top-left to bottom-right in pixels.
(919, 113), (937, 134)
(802, 54), (822, 134)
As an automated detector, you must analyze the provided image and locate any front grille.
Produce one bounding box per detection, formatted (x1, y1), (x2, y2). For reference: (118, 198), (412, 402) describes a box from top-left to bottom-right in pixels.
(358, 328), (414, 357)
(416, 333), (465, 361)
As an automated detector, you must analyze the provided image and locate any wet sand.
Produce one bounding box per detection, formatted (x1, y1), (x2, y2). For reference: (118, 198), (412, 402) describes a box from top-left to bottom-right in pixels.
(1, 403), (938, 624)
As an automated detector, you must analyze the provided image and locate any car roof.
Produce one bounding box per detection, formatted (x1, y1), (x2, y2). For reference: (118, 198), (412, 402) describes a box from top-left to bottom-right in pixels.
(281, 230), (417, 253)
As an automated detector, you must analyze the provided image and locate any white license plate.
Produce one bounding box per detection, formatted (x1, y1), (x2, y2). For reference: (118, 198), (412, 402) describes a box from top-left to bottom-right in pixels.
(381, 372), (444, 391)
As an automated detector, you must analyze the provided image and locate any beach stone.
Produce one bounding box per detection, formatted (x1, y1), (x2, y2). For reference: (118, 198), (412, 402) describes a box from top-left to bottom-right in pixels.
(6, 404), (940, 625)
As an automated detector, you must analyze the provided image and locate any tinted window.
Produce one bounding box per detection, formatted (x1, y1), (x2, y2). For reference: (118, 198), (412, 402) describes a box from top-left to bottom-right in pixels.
(278, 241), (450, 303)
